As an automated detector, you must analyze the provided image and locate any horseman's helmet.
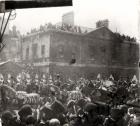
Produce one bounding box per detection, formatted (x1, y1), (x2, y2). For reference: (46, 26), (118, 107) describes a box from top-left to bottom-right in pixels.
(56, 74), (60, 79)
(48, 75), (53, 83)
(49, 75), (52, 80)
(76, 87), (79, 91)
(17, 73), (22, 82)
(109, 74), (114, 81)
(7, 73), (11, 79)
(97, 73), (101, 80)
(0, 73), (4, 83)
(131, 75), (138, 84)
(26, 73), (31, 79)
(42, 74), (46, 79)
(26, 73), (31, 83)
(35, 74), (39, 79)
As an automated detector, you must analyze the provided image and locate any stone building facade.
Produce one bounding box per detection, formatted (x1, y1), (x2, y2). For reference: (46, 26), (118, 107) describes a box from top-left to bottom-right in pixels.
(22, 27), (139, 80)
(1, 34), (21, 61)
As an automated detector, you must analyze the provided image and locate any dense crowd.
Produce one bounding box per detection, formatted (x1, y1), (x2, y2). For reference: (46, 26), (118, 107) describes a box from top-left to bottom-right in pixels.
(28, 23), (88, 35)
(28, 23), (137, 43)
(115, 33), (136, 42)
(0, 72), (139, 126)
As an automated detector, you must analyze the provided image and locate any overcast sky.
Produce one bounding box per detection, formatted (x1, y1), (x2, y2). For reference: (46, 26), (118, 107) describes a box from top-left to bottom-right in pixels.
(1, 0), (139, 39)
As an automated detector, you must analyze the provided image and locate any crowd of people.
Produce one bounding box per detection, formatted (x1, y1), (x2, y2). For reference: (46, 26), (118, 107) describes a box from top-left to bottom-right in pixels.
(27, 23), (137, 43)
(115, 33), (137, 42)
(0, 71), (139, 126)
(28, 23), (87, 35)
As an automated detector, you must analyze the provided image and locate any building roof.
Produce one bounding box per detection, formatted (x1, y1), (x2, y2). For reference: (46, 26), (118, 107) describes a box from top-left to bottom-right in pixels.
(23, 26), (139, 44)
(23, 26), (103, 38)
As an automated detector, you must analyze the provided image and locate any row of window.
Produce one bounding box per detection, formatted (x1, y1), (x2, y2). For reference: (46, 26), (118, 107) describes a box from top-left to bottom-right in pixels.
(26, 44), (45, 59)
(25, 44), (138, 65)
(25, 44), (77, 60)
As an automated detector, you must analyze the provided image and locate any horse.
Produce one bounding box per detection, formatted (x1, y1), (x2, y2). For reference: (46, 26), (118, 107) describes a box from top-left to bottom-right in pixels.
(40, 84), (60, 97)
(91, 87), (112, 104)
(0, 84), (43, 109)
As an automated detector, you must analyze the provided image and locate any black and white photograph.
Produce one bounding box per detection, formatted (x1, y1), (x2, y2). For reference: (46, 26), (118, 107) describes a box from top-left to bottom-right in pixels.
(0, 0), (140, 126)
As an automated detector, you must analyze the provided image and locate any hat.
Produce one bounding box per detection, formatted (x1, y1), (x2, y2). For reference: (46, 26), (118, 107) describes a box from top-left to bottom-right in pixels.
(109, 74), (114, 80)
(84, 103), (98, 113)
(49, 75), (53, 83)
(49, 118), (60, 126)
(67, 100), (75, 109)
(26, 73), (31, 79)
(51, 100), (66, 115)
(42, 74), (46, 79)
(76, 98), (87, 108)
(40, 105), (54, 121)
(0, 73), (4, 79)
(56, 74), (60, 77)
(18, 104), (32, 118)
(77, 108), (84, 116)
(119, 105), (128, 114)
(0, 73), (4, 82)
(110, 108), (123, 120)
(35, 74), (39, 79)
(57, 114), (67, 125)
(17, 73), (22, 82)
(26, 115), (36, 125)
(7, 73), (11, 79)
(97, 74), (101, 79)
(1, 111), (13, 123)
(132, 75), (138, 83)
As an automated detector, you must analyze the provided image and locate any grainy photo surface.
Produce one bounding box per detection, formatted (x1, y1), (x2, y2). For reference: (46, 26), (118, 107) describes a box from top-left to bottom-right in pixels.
(0, 0), (139, 126)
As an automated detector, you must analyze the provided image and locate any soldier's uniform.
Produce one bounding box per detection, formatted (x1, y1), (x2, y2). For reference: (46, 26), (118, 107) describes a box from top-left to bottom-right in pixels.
(54, 74), (62, 87)
(32, 74), (39, 93)
(7, 73), (12, 87)
(16, 73), (25, 91)
(41, 74), (47, 85)
(39, 74), (47, 96)
(26, 74), (32, 93)
(129, 75), (139, 98)
(48, 75), (53, 85)
(95, 74), (102, 89)
(7, 74), (16, 89)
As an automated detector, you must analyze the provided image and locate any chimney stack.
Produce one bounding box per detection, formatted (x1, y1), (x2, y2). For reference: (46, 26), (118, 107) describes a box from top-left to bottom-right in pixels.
(62, 11), (74, 26)
(96, 19), (109, 28)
